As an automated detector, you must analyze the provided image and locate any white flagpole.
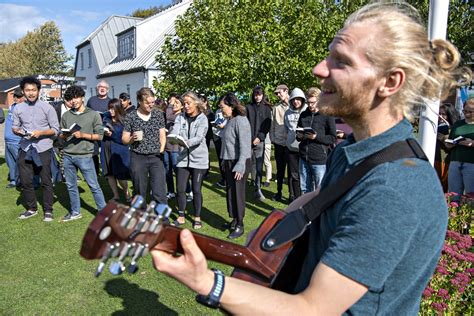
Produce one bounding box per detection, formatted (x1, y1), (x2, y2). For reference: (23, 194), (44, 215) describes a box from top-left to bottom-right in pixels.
(418, 0), (450, 165)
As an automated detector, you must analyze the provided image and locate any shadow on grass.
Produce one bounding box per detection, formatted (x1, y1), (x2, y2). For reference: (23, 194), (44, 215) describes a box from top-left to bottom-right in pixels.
(105, 278), (178, 315)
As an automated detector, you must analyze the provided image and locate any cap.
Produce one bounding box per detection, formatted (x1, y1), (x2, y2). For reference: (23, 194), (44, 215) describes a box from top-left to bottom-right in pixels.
(119, 92), (130, 100)
(274, 84), (288, 93)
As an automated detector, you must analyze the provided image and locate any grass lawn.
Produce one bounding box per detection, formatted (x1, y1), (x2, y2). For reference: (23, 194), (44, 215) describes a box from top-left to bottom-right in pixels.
(0, 152), (288, 315)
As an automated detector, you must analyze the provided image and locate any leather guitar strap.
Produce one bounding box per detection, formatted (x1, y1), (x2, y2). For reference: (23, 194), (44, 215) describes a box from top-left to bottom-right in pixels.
(262, 138), (428, 251)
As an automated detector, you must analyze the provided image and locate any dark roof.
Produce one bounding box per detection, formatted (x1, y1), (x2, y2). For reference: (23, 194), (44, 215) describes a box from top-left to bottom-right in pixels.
(0, 77), (21, 92)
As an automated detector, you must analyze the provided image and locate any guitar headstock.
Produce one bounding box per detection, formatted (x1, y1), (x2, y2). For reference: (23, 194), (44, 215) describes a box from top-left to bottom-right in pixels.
(80, 195), (178, 277)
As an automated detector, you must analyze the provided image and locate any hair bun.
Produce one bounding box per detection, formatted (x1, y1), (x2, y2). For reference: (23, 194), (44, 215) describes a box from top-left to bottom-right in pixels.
(431, 39), (459, 72)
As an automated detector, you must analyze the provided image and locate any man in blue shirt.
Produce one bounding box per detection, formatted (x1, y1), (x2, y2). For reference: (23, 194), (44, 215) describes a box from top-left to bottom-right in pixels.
(12, 76), (59, 222)
(149, 3), (461, 314)
(4, 88), (24, 188)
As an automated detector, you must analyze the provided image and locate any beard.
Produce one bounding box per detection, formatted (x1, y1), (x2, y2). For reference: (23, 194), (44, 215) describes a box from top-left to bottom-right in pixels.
(319, 76), (377, 121)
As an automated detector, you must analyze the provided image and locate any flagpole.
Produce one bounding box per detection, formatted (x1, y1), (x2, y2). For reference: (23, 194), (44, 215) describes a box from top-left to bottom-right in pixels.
(418, 0), (450, 165)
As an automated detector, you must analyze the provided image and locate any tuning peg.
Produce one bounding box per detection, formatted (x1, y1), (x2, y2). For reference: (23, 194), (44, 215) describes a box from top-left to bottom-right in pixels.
(109, 242), (133, 275)
(127, 244), (146, 274)
(120, 195), (145, 228)
(149, 204), (172, 233)
(94, 243), (117, 277)
(131, 195), (145, 209)
(109, 261), (123, 276)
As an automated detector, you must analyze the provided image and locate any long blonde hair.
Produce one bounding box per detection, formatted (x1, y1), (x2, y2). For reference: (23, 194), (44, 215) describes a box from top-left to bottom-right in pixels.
(345, 2), (471, 120)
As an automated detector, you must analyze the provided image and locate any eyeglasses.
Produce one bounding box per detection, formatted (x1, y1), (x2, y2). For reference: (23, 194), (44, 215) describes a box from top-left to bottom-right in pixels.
(463, 110), (474, 114)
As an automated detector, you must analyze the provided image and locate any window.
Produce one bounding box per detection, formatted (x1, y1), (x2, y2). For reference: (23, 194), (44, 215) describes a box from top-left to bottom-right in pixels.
(88, 48), (92, 68)
(126, 84), (130, 96)
(90, 88), (93, 98)
(117, 30), (135, 60)
(80, 52), (84, 70)
(111, 86), (115, 98)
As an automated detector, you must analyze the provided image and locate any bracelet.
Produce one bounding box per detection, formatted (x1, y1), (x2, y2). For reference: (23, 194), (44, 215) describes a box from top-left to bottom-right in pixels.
(195, 269), (225, 309)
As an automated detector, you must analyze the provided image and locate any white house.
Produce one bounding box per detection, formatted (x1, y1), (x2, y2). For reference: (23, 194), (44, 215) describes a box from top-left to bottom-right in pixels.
(74, 0), (191, 102)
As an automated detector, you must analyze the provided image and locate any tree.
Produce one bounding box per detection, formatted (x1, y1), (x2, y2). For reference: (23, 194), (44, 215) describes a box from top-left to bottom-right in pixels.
(0, 21), (72, 79)
(131, 1), (182, 19)
(154, 0), (472, 101)
(407, 0), (473, 63)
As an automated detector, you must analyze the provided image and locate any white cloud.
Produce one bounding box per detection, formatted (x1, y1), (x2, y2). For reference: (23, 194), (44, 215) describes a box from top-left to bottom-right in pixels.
(71, 10), (103, 22)
(0, 3), (47, 42)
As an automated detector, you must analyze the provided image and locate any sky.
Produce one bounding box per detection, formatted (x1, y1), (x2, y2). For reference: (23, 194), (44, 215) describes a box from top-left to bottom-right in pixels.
(0, 0), (173, 63)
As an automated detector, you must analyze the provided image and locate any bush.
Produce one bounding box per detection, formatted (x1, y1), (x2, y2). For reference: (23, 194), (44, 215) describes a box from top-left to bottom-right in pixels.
(420, 193), (473, 314)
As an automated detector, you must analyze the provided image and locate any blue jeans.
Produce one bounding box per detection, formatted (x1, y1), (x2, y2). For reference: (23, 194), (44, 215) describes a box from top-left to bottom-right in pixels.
(448, 161), (474, 200)
(164, 151), (179, 194)
(63, 154), (106, 215)
(299, 158), (326, 194)
(5, 142), (20, 185)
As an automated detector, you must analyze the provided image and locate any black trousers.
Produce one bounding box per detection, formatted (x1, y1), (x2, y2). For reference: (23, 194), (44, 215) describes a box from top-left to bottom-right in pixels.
(176, 167), (207, 217)
(129, 151), (167, 204)
(18, 148), (54, 213)
(214, 137), (225, 183)
(252, 142), (264, 190)
(287, 149), (301, 199)
(274, 144), (287, 194)
(223, 159), (250, 226)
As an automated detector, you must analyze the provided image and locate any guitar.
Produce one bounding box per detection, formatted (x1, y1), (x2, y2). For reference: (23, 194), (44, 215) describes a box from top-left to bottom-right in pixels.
(80, 194), (312, 291)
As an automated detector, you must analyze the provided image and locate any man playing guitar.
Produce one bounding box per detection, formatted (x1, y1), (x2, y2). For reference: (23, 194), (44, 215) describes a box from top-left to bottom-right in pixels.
(150, 2), (468, 314)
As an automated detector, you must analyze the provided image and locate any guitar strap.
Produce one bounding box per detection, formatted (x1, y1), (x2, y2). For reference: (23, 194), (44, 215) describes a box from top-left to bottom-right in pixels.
(262, 138), (428, 251)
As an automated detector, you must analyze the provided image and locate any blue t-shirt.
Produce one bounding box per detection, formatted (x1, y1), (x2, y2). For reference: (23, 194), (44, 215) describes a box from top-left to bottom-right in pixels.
(295, 119), (447, 315)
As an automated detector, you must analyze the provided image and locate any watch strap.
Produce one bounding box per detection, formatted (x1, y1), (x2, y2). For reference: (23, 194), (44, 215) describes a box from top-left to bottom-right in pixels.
(195, 268), (225, 309)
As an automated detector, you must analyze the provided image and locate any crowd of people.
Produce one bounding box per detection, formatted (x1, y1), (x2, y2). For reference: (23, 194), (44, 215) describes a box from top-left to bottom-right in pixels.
(3, 75), (347, 236)
(3, 73), (473, 226)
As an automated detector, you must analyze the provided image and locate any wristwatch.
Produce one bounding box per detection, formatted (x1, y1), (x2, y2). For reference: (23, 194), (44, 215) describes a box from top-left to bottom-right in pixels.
(195, 269), (225, 309)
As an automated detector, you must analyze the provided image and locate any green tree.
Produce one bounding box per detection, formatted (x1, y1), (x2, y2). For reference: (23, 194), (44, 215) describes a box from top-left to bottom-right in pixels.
(407, 0), (473, 63)
(0, 21), (72, 79)
(131, 1), (182, 19)
(154, 0), (471, 101)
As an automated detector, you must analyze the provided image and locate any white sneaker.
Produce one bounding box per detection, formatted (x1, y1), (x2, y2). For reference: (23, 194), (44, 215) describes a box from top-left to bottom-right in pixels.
(186, 192), (193, 202)
(166, 192), (176, 199)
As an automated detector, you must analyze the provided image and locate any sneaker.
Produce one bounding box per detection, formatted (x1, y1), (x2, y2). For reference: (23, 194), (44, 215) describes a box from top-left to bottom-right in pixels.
(43, 212), (53, 222)
(215, 180), (226, 188)
(255, 191), (266, 202)
(62, 213), (82, 222)
(6, 183), (16, 189)
(186, 192), (193, 202)
(263, 181), (270, 187)
(18, 210), (38, 220)
(166, 192), (176, 199)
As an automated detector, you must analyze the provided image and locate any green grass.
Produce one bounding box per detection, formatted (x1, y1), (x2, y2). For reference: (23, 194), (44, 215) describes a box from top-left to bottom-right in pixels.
(0, 152), (288, 315)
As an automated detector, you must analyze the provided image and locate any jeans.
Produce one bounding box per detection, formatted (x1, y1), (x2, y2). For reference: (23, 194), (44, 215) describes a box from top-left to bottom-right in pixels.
(5, 142), (20, 185)
(164, 151), (179, 194)
(64, 154), (106, 215)
(299, 158), (326, 194)
(448, 161), (474, 200)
